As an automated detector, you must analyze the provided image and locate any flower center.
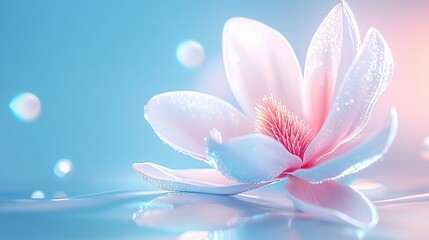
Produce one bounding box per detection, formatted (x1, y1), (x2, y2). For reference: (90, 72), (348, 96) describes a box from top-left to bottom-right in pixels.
(255, 96), (313, 160)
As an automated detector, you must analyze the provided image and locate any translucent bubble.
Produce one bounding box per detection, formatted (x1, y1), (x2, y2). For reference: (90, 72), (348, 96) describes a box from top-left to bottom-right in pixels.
(9, 92), (42, 122)
(54, 159), (73, 177)
(421, 137), (429, 159)
(31, 190), (45, 199)
(176, 40), (205, 68)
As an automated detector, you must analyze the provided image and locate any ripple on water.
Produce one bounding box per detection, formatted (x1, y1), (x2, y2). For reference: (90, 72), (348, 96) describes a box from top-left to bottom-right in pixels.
(1, 190), (429, 239)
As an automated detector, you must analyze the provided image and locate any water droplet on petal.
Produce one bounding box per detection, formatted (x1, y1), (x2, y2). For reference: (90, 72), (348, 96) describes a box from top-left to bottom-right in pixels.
(9, 92), (42, 122)
(31, 190), (45, 199)
(176, 40), (205, 68)
(54, 159), (73, 177)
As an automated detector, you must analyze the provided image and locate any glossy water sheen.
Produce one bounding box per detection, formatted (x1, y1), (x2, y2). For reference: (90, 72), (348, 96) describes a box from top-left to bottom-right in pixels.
(1, 189), (428, 239)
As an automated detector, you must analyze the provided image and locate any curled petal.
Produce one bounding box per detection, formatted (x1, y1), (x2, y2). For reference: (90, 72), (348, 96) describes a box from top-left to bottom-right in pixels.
(293, 108), (398, 182)
(303, 1), (361, 131)
(132, 162), (267, 195)
(206, 131), (302, 184)
(285, 176), (378, 228)
(223, 17), (303, 121)
(145, 91), (253, 161)
(304, 28), (394, 165)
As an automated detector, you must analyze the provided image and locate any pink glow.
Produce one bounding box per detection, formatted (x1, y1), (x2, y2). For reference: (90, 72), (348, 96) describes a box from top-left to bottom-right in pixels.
(255, 96), (313, 159)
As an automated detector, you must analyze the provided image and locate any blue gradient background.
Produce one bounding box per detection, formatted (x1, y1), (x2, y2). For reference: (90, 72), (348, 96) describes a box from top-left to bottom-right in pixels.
(1, 0), (428, 199)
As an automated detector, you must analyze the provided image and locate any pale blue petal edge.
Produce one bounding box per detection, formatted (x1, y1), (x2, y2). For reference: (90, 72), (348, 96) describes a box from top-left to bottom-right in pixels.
(206, 130), (302, 184)
(132, 162), (272, 196)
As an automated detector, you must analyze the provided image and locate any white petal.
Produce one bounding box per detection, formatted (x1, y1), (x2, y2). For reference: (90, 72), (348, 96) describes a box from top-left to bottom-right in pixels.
(293, 108), (398, 182)
(223, 17), (303, 121)
(132, 163), (268, 195)
(286, 176), (378, 228)
(206, 131), (302, 184)
(302, 1), (361, 131)
(304, 28), (394, 166)
(145, 91), (253, 161)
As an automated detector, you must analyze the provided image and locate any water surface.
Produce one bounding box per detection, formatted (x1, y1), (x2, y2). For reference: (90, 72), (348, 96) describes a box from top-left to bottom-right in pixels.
(1, 188), (428, 239)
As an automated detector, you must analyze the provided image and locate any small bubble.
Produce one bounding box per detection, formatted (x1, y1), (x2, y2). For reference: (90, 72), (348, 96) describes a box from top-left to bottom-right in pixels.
(176, 40), (205, 68)
(54, 159), (73, 177)
(336, 107), (340, 112)
(31, 190), (45, 199)
(9, 92), (42, 122)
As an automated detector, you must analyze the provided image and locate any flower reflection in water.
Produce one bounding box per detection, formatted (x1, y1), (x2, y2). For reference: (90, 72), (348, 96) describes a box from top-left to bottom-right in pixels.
(133, 192), (369, 240)
(0, 190), (428, 239)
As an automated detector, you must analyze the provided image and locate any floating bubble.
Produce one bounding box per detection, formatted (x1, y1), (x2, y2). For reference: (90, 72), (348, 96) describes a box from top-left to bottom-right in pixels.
(176, 40), (205, 68)
(54, 159), (73, 177)
(31, 190), (45, 199)
(9, 92), (42, 122)
(421, 137), (429, 159)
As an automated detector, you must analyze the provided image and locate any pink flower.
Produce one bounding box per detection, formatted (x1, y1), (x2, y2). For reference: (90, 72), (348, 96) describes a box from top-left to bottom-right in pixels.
(133, 1), (397, 228)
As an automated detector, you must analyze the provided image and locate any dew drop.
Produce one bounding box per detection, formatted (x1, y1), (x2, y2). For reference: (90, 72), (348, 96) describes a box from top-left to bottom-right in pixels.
(176, 40), (205, 68)
(54, 159), (73, 177)
(9, 92), (42, 122)
(31, 190), (45, 199)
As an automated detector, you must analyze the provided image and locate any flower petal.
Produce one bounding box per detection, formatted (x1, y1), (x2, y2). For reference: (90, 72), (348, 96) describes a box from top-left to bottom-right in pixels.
(304, 28), (394, 166)
(285, 176), (378, 228)
(206, 130), (302, 184)
(303, 1), (361, 131)
(145, 91), (253, 161)
(293, 108), (398, 183)
(223, 17), (303, 121)
(132, 162), (267, 195)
